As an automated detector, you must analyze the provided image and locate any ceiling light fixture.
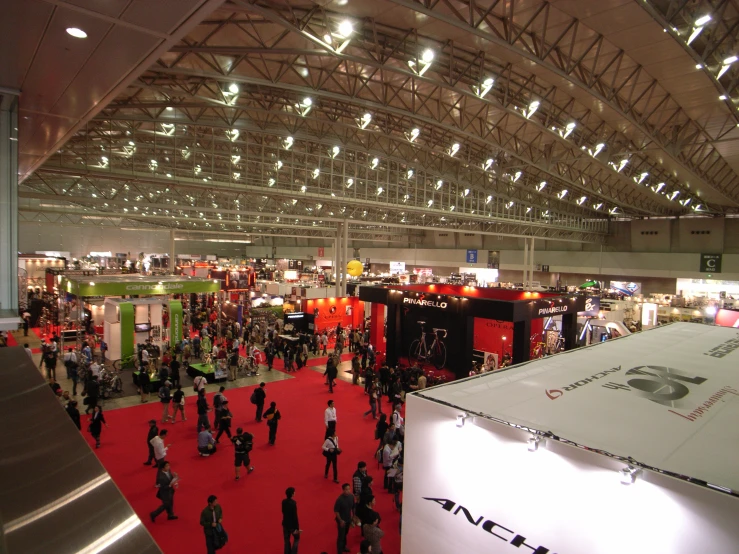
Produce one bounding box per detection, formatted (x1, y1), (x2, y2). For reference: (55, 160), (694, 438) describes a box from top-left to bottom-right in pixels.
(295, 97), (313, 116)
(409, 48), (435, 76)
(312, 168), (320, 179)
(482, 158), (494, 171)
(577, 195), (587, 205)
(357, 112), (372, 129)
(536, 181), (546, 192)
(668, 190), (679, 201)
(406, 127), (420, 143)
(231, 155), (241, 164)
(376, 187), (384, 195)
(594, 202), (603, 210)
(228, 83), (239, 94)
(66, 27), (87, 39)
(589, 143), (605, 158)
(275, 160), (283, 170)
(687, 15), (711, 45)
(620, 466), (640, 485)
(448, 142), (460, 157)
(463, 189), (469, 197)
(228, 128), (240, 142)
(427, 199), (434, 207)
(523, 100), (540, 119)
(653, 182), (666, 193)
(370, 157), (379, 170)
(283, 136), (294, 149)
(346, 178), (354, 188)
(558, 121), (577, 139)
(435, 180), (443, 190)
(485, 195), (493, 204)
(512, 171), (522, 183)
(329, 145), (340, 159)
(635, 172), (649, 185)
(558, 189), (568, 199)
(718, 55), (737, 79)
(473, 77), (495, 98)
(406, 169), (414, 179)
(506, 201), (514, 209)
(268, 178), (276, 187)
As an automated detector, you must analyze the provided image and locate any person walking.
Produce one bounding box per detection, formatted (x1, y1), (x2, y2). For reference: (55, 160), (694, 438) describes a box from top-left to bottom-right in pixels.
(282, 487), (301, 554)
(143, 419), (159, 466)
(263, 401), (281, 445)
(158, 380), (174, 423)
(85, 376), (100, 415)
(215, 401), (233, 443)
(200, 495), (224, 554)
(66, 400), (81, 430)
(231, 427), (254, 480)
(352, 461), (370, 504)
(213, 386), (227, 429)
(193, 374), (208, 393)
(362, 515), (384, 554)
(138, 368), (150, 403)
(334, 483), (356, 554)
(351, 353), (361, 386)
(253, 382), (266, 422)
(88, 405), (108, 449)
(171, 385), (186, 422)
(150, 429), (170, 468)
(63, 347), (77, 380)
(320, 331), (328, 355)
(325, 400), (337, 439)
(326, 356), (338, 393)
(363, 384), (378, 419)
(196, 389), (211, 433)
(150, 461), (179, 522)
(169, 359), (181, 388)
(322, 430), (340, 483)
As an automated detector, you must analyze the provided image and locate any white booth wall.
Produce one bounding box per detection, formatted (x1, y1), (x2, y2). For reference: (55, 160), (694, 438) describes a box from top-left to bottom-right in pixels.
(402, 393), (739, 553)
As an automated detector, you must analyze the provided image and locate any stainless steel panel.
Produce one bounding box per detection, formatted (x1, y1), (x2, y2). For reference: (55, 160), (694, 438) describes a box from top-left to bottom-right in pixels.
(0, 347), (161, 554)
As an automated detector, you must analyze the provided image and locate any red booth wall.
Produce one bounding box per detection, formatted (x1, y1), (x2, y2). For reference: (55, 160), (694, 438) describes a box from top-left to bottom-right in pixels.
(473, 317), (544, 360)
(304, 297), (364, 343)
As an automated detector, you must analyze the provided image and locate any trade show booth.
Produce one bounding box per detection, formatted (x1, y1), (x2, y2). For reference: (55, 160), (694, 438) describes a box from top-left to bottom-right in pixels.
(402, 323), (739, 554)
(359, 284), (584, 376)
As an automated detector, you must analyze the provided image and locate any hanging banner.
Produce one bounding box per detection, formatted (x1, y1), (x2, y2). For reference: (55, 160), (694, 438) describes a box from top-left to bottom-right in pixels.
(580, 296), (600, 316)
(61, 277), (220, 297)
(700, 253), (722, 273)
(169, 301), (183, 345)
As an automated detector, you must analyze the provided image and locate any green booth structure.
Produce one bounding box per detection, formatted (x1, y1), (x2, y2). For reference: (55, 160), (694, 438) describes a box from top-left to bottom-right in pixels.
(60, 275), (220, 371)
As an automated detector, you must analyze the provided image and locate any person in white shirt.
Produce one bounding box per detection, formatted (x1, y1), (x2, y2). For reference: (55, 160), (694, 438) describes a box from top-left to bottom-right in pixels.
(212, 344), (219, 357)
(150, 429), (170, 468)
(24, 343), (33, 359)
(324, 400), (337, 439)
(382, 438), (401, 490)
(90, 360), (101, 379)
(322, 430), (340, 482)
(193, 374), (208, 393)
(320, 332), (328, 355)
(141, 348), (150, 368)
(391, 405), (404, 439)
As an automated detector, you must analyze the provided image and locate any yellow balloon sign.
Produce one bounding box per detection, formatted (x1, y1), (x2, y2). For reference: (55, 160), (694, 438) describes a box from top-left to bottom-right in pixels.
(346, 259), (364, 277)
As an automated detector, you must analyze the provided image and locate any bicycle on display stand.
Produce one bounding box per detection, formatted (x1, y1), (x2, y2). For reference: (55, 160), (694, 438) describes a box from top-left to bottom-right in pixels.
(531, 333), (548, 359)
(409, 321), (447, 370)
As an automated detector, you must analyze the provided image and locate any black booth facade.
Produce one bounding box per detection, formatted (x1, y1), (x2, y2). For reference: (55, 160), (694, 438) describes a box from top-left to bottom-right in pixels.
(359, 285), (585, 378)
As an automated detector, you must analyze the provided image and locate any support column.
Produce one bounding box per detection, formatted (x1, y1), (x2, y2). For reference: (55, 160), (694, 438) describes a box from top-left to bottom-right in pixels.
(334, 227), (340, 297)
(530, 238), (535, 287)
(561, 313), (577, 352)
(342, 218), (349, 296)
(0, 94), (18, 311)
(522, 239), (528, 289)
(512, 319), (531, 365)
(169, 229), (176, 274)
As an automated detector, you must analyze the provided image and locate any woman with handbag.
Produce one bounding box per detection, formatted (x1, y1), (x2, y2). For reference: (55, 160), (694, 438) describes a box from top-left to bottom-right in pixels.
(322, 430), (341, 483)
(200, 494), (227, 553)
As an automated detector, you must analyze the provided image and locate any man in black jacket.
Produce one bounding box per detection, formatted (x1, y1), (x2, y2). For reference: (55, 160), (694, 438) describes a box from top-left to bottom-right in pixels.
(282, 487), (300, 554)
(143, 419), (159, 466)
(150, 461), (178, 522)
(197, 389), (210, 432)
(66, 400), (81, 430)
(85, 376), (100, 414)
(253, 382), (266, 422)
(263, 401), (281, 445)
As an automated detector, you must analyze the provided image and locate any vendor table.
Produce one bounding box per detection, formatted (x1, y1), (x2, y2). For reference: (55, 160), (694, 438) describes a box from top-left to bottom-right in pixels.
(187, 362), (227, 384)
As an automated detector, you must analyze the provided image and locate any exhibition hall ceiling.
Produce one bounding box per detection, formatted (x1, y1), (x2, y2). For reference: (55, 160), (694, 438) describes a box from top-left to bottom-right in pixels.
(15, 0), (739, 245)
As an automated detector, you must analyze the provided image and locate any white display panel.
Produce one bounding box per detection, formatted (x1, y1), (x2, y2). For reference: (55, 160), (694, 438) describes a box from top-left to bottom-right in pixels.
(402, 394), (739, 554)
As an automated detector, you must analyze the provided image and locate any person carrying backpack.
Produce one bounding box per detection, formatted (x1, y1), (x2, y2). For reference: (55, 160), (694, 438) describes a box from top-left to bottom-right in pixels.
(212, 386), (227, 429)
(231, 427), (254, 480)
(159, 381), (174, 423)
(251, 382), (266, 422)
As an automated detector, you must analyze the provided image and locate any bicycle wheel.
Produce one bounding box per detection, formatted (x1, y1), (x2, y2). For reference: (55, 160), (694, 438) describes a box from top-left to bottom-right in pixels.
(431, 342), (447, 370)
(112, 359), (121, 371)
(409, 339), (422, 362)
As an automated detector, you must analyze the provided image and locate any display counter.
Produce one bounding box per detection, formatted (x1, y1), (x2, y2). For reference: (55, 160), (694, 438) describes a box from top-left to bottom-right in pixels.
(132, 371), (161, 390)
(187, 362), (227, 384)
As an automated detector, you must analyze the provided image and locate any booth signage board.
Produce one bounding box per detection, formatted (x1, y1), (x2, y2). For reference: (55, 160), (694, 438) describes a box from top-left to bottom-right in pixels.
(62, 278), (220, 297)
(517, 295), (586, 319)
(403, 323), (739, 554)
(390, 261), (406, 274)
(581, 295), (600, 316)
(466, 249), (478, 263)
(609, 280), (642, 295)
(700, 253), (722, 273)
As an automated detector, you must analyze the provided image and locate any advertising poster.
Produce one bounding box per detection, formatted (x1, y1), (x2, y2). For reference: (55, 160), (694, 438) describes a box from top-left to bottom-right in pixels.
(305, 297), (364, 344)
(609, 280), (642, 295)
(580, 295), (600, 316)
(390, 261), (406, 274)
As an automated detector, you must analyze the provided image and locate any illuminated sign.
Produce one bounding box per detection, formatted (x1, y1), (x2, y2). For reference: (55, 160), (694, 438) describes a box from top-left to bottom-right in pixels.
(403, 297), (448, 309)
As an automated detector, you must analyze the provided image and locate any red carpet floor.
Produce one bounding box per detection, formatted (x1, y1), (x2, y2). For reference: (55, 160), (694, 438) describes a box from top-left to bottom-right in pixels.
(84, 359), (400, 554)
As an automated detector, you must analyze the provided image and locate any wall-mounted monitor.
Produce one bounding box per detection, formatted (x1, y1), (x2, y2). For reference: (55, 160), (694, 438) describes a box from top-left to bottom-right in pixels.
(134, 322), (151, 333)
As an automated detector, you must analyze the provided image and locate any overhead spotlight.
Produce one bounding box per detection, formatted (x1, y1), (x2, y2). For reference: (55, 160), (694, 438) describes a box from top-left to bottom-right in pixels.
(526, 207), (532, 214)
(346, 178), (354, 188)
(301, 185), (307, 193)
(406, 127), (420, 142)
(295, 97), (313, 116)
(194, 165), (202, 174)
(653, 182), (666, 193)
(330, 145), (340, 159)
(228, 83), (239, 94)
(620, 466), (640, 485)
(357, 112), (372, 129)
(485, 195), (492, 204)
(427, 199), (434, 207)
(589, 143), (605, 157)
(376, 187), (384, 195)
(275, 160), (283, 170)
(558, 189), (568, 199)
(668, 190), (679, 201)
(558, 121), (576, 139)
(231, 155), (241, 164)
(283, 136), (294, 149)
(456, 413), (468, 427)
(338, 20), (353, 38)
(719, 95), (727, 100)
(609, 159), (629, 172)
(233, 172), (240, 180)
(312, 168), (320, 179)
(482, 158), (494, 171)
(268, 178), (276, 187)
(149, 159), (158, 171)
(512, 171), (522, 183)
(680, 197), (692, 207)
(609, 206), (619, 215)
(594, 202), (603, 210)
(66, 27), (87, 39)
(693, 203), (704, 211)
(449, 205), (455, 211)
(527, 435), (541, 452)
(435, 180), (443, 190)
(523, 100), (540, 119)
(370, 157), (379, 170)
(228, 128), (240, 142)
(718, 55), (737, 79)
(577, 195), (587, 205)
(463, 188), (470, 197)
(687, 15), (711, 45)
(448, 142), (460, 157)
(409, 49), (434, 76)
(635, 172), (649, 184)
(473, 77), (495, 98)
(536, 181), (547, 192)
